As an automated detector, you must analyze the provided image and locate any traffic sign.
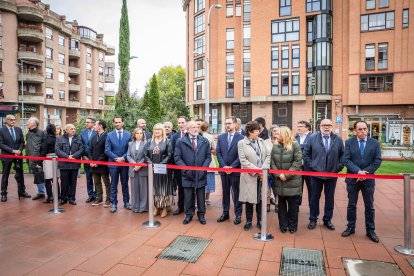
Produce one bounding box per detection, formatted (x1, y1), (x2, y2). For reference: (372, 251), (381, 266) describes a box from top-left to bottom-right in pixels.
(336, 116), (342, 123)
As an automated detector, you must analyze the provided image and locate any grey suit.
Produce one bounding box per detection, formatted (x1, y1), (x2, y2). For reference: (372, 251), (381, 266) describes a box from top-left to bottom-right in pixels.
(127, 140), (148, 212)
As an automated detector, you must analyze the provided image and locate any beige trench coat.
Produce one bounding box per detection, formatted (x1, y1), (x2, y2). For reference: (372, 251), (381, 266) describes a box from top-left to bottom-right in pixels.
(238, 137), (270, 204)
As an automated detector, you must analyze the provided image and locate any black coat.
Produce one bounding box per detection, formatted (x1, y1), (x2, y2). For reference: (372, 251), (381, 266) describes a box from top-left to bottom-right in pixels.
(295, 132), (312, 171)
(40, 134), (56, 156)
(55, 134), (83, 170)
(88, 132), (109, 174)
(0, 126), (24, 161)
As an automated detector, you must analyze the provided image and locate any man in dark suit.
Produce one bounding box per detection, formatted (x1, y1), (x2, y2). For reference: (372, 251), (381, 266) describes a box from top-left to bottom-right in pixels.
(105, 116), (132, 213)
(216, 116), (244, 224)
(303, 119), (344, 231)
(342, 120), (382, 243)
(137, 118), (152, 140)
(295, 120), (312, 207)
(255, 117), (269, 140)
(81, 117), (96, 203)
(174, 121), (211, 225)
(0, 114), (30, 202)
(235, 118), (246, 136)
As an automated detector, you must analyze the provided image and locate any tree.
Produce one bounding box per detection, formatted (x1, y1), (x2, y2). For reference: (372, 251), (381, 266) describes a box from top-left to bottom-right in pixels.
(145, 74), (162, 130)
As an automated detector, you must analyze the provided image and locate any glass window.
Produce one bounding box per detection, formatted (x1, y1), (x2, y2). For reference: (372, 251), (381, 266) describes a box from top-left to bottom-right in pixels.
(194, 57), (204, 78)
(307, 46), (313, 68)
(307, 73), (313, 95)
(272, 18), (300, 43)
(86, 95), (92, 104)
(315, 69), (332, 94)
(365, 44), (375, 70)
(78, 27), (97, 41)
(292, 72), (299, 95)
(280, 0), (291, 16)
(307, 0), (320, 12)
(70, 39), (79, 50)
(292, 45), (300, 68)
(86, 63), (92, 72)
(86, 47), (92, 57)
(193, 80), (204, 100)
(46, 67), (53, 79)
(271, 73), (279, 95)
(361, 12), (395, 31)
(366, 0), (375, 9)
(226, 28), (234, 49)
(45, 27), (53, 40)
(314, 14), (333, 40)
(378, 43), (388, 69)
(232, 103), (252, 124)
(195, 0), (205, 13)
(307, 21), (313, 42)
(86, 80), (92, 88)
(98, 82), (104, 89)
(58, 72), (64, 83)
(99, 96), (104, 105)
(271, 47), (279, 69)
(194, 13), (205, 35)
(98, 51), (104, 61)
(243, 75), (251, 97)
(281, 72), (289, 95)
(379, 0), (389, 8)
(313, 42), (332, 67)
(243, 0), (250, 21)
(194, 35), (205, 55)
(226, 4), (233, 17)
(58, 35), (65, 46)
(46, 87), (53, 96)
(235, 4), (241, 16)
(226, 53), (234, 73)
(46, 47), (53, 59)
(59, 90), (65, 100)
(105, 67), (114, 76)
(58, 53), (65, 65)
(360, 74), (393, 92)
(403, 9), (409, 28)
(243, 25), (251, 46)
(226, 77), (234, 97)
(281, 46), (289, 69)
(0, 37), (2, 49)
(99, 66), (104, 75)
(243, 49), (250, 72)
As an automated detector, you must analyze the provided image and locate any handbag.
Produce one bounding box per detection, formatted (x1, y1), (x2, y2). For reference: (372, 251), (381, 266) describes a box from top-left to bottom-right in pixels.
(33, 167), (45, 184)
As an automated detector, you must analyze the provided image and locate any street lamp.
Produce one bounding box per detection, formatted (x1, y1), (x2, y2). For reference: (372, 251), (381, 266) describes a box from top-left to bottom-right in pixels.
(205, 3), (222, 122)
(16, 59), (24, 126)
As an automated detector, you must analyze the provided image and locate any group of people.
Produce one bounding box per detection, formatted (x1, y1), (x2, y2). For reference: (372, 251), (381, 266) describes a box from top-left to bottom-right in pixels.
(0, 113), (382, 242)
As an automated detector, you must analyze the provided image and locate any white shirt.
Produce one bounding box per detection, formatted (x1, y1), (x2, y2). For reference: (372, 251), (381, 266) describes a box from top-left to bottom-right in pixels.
(299, 132), (310, 145)
(135, 140), (141, 150)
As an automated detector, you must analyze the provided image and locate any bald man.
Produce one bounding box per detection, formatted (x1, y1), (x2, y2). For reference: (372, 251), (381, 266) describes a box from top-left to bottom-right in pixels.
(136, 119), (152, 140)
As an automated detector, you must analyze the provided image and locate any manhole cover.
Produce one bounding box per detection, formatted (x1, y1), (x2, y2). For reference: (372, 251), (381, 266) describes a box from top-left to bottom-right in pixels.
(280, 247), (326, 276)
(157, 235), (211, 263)
(344, 259), (403, 276)
(408, 258), (414, 269)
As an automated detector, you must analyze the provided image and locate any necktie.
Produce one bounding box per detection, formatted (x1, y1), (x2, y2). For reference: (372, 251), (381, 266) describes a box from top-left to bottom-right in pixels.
(118, 131), (122, 143)
(191, 137), (197, 151)
(359, 140), (365, 157)
(227, 133), (233, 147)
(181, 131), (184, 137)
(323, 135), (329, 151)
(88, 130), (92, 140)
(10, 128), (16, 142)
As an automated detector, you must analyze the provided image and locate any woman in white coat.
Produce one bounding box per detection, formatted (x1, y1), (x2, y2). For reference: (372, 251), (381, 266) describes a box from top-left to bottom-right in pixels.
(238, 121), (270, 231)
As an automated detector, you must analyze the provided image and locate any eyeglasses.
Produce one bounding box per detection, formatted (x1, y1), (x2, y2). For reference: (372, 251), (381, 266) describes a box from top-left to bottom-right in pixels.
(321, 124), (332, 127)
(297, 125), (305, 128)
(8, 119), (16, 121)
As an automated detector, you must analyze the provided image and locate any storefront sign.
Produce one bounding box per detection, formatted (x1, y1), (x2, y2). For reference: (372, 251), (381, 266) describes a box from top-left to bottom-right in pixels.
(401, 124), (413, 146)
(212, 108), (218, 130)
(388, 124), (400, 145)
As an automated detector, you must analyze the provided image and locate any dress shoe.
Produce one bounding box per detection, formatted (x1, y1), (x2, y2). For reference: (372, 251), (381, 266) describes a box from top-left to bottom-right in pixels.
(1, 195), (7, 202)
(183, 215), (193, 225)
(323, 221), (335, 230)
(173, 208), (184, 216)
(341, 227), (355, 237)
(243, 222), (252, 231)
(198, 216), (206, 225)
(92, 199), (103, 206)
(43, 197), (53, 203)
(69, 200), (77, 205)
(109, 204), (117, 213)
(59, 199), (67, 205)
(366, 231), (379, 243)
(124, 203), (132, 210)
(217, 214), (230, 222)
(32, 194), (45, 200)
(19, 192), (31, 198)
(270, 198), (276, 205)
(289, 229), (297, 234)
(85, 197), (95, 203)
(308, 220), (317, 229)
(280, 227), (287, 233)
(161, 207), (168, 218)
(234, 216), (242, 225)
(103, 200), (111, 208)
(274, 204), (278, 213)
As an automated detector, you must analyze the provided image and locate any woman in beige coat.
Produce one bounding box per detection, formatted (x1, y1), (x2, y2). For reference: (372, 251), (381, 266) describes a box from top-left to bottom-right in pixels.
(238, 121), (270, 231)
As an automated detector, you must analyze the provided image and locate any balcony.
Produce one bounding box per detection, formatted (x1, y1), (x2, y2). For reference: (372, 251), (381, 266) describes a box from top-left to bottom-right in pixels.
(17, 50), (44, 63)
(19, 93), (44, 104)
(69, 83), (80, 92)
(18, 71), (44, 84)
(17, 6), (43, 22)
(104, 74), (115, 83)
(105, 61), (115, 68)
(0, 0), (18, 13)
(0, 48), (3, 60)
(104, 87), (115, 97)
(106, 45), (115, 56)
(104, 104), (115, 111)
(43, 15), (62, 30)
(68, 66), (80, 76)
(17, 25), (44, 43)
(68, 100), (81, 108)
(69, 48), (80, 59)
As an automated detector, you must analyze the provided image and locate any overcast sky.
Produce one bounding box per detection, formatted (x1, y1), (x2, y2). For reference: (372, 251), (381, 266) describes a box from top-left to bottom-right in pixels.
(43, 0), (186, 96)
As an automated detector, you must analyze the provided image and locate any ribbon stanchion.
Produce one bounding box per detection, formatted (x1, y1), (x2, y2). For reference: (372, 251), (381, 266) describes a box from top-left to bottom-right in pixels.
(48, 156), (64, 214)
(143, 163), (160, 228)
(254, 168), (274, 242)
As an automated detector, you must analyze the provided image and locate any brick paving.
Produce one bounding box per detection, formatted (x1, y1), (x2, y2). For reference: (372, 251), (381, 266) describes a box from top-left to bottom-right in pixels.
(0, 174), (413, 275)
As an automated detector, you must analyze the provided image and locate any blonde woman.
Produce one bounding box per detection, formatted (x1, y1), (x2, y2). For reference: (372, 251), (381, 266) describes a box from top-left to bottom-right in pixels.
(264, 125), (279, 212)
(270, 126), (302, 234)
(144, 123), (172, 218)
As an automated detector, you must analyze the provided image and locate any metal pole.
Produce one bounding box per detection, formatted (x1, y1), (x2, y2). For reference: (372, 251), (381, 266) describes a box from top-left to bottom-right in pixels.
(254, 169), (274, 241)
(18, 60), (24, 128)
(143, 163), (160, 228)
(312, 81), (316, 132)
(48, 156), (64, 214)
(394, 173), (414, 255)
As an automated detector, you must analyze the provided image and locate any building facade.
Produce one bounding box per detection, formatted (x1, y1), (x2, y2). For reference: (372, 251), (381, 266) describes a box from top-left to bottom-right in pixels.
(0, 0), (116, 130)
(183, 0), (414, 146)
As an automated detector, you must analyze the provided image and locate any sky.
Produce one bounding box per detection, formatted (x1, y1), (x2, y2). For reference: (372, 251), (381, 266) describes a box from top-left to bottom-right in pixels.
(43, 0), (186, 96)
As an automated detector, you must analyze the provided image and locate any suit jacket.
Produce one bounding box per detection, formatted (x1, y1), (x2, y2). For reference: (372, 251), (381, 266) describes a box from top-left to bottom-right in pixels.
(0, 126), (24, 160)
(88, 131), (109, 174)
(216, 131), (244, 175)
(127, 140), (148, 177)
(144, 131), (152, 141)
(81, 128), (96, 158)
(104, 129), (131, 166)
(295, 132), (312, 170)
(343, 136), (382, 186)
(55, 134), (84, 170)
(170, 130), (186, 164)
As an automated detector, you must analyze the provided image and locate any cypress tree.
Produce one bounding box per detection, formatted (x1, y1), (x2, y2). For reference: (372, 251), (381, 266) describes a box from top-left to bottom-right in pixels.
(147, 74), (162, 128)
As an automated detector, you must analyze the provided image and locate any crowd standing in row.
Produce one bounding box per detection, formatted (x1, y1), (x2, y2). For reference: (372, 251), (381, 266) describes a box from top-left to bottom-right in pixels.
(0, 114), (382, 242)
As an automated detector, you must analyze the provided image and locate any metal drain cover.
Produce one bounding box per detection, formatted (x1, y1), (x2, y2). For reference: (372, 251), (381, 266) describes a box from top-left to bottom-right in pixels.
(408, 258), (414, 269)
(280, 247), (325, 276)
(344, 259), (403, 276)
(157, 235), (211, 263)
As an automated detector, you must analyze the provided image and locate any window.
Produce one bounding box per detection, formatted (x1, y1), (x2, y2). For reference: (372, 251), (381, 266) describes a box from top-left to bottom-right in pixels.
(271, 47), (279, 69)
(226, 52), (234, 73)
(58, 53), (65, 65)
(281, 46), (289, 69)
(45, 27), (53, 39)
(79, 27), (97, 41)
(0, 60), (2, 72)
(235, 4), (241, 16)
(194, 80), (204, 100)
(307, 46), (313, 68)
(281, 72), (289, 95)
(46, 47), (53, 59)
(226, 4), (233, 17)
(86, 47), (92, 57)
(292, 45), (300, 68)
(271, 73), (279, 95)
(58, 35), (64, 46)
(194, 13), (205, 35)
(194, 35), (205, 55)
(99, 66), (104, 76)
(360, 74), (393, 92)
(195, 0), (204, 13)
(105, 67), (114, 76)
(366, 0), (375, 9)
(272, 102), (292, 128)
(226, 28), (234, 49)
(379, 0), (389, 8)
(86, 63), (92, 72)
(226, 77), (234, 97)
(99, 82), (104, 89)
(313, 42), (332, 67)
(307, 73), (313, 95)
(243, 25), (251, 46)
(86, 80), (92, 89)
(59, 90), (65, 100)
(292, 72), (299, 95)
(98, 51), (104, 61)
(314, 14), (333, 40)
(243, 75), (251, 97)
(307, 20), (313, 42)
(86, 95), (92, 104)
(307, 0), (320, 12)
(272, 18), (300, 43)
(232, 103), (252, 124)
(280, 0), (291, 16)
(361, 12), (395, 31)
(46, 67), (53, 79)
(70, 39), (79, 49)
(365, 44), (375, 70)
(0, 12), (2, 24)
(58, 72), (65, 83)
(99, 96), (104, 105)
(403, 9), (409, 28)
(0, 37), (2, 49)
(315, 69), (332, 94)
(46, 88), (53, 99)
(378, 43), (388, 69)
(194, 57), (204, 78)
(243, 0), (250, 21)
(243, 49), (250, 72)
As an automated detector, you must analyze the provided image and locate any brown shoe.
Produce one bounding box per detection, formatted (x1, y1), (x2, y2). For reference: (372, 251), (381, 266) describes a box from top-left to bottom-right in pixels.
(103, 200), (110, 208)
(154, 207), (160, 217)
(92, 199), (103, 206)
(161, 207), (168, 218)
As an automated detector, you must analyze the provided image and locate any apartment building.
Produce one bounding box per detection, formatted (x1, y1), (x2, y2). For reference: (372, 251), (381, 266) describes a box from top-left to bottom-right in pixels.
(183, 0), (414, 146)
(0, 0), (116, 129)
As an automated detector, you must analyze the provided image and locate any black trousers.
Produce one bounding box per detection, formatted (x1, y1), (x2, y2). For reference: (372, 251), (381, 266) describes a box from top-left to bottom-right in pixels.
(220, 174), (243, 217)
(184, 186), (206, 217)
(346, 182), (375, 231)
(297, 175), (312, 206)
(278, 195), (299, 231)
(174, 170), (185, 210)
(60, 169), (78, 201)
(245, 202), (261, 223)
(309, 177), (337, 222)
(1, 159), (26, 196)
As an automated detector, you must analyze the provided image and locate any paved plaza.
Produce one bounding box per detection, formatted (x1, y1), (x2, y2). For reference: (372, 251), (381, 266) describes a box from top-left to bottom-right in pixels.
(0, 174), (413, 275)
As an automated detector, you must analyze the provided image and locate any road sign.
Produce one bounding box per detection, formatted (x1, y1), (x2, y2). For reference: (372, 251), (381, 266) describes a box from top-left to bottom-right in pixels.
(336, 116), (342, 123)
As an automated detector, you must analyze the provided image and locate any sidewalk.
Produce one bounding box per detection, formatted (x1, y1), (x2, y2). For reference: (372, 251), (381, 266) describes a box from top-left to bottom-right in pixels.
(0, 174), (413, 275)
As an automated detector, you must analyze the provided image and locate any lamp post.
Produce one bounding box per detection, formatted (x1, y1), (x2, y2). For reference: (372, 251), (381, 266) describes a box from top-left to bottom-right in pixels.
(16, 59), (24, 126)
(205, 3), (222, 122)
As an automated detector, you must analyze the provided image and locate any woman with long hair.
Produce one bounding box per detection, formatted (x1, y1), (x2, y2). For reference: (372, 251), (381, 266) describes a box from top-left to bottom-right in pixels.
(264, 125), (279, 212)
(40, 124), (57, 203)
